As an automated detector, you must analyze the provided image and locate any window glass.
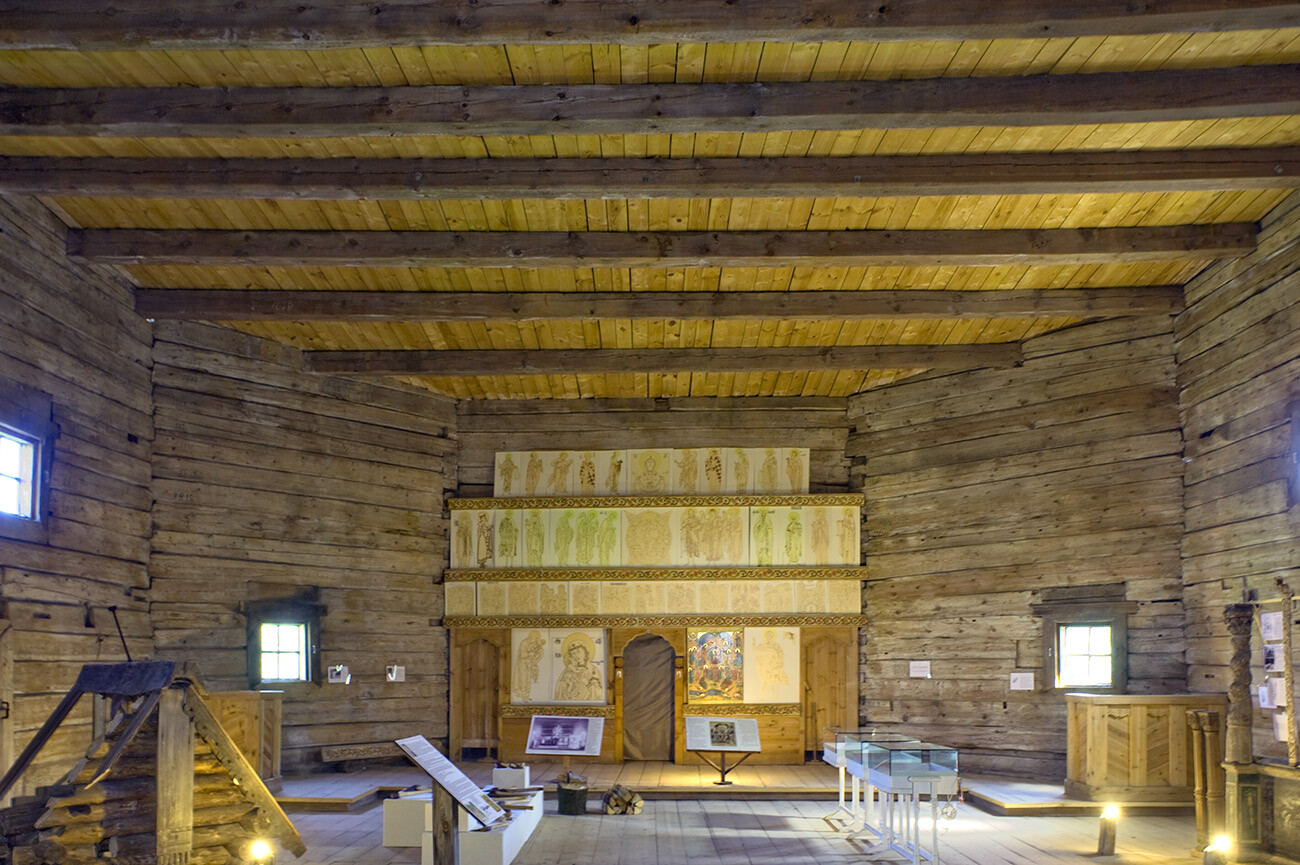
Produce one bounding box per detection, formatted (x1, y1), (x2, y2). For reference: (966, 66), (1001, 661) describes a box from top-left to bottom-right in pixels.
(0, 430), (35, 518)
(259, 622), (308, 681)
(1057, 623), (1112, 687)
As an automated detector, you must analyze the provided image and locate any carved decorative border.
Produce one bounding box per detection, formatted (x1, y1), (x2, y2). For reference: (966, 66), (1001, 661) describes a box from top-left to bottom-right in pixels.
(500, 705), (615, 719)
(446, 566), (868, 582)
(450, 493), (864, 510)
(446, 614), (868, 628)
(683, 704), (801, 717)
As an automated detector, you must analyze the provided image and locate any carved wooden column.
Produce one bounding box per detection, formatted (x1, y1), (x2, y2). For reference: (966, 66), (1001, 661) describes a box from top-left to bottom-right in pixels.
(1223, 603), (1262, 857)
(1188, 710), (1209, 849)
(1224, 604), (1255, 764)
(1203, 711), (1226, 838)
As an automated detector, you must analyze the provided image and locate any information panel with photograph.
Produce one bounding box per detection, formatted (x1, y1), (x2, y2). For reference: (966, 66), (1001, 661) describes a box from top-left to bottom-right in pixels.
(524, 714), (605, 757)
(395, 735), (506, 828)
(684, 716), (762, 753)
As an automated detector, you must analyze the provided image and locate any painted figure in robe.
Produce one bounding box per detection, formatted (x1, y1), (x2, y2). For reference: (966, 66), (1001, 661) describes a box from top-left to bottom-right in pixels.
(752, 628), (789, 703)
(455, 514), (473, 567)
(785, 449), (804, 492)
(753, 508), (774, 566)
(525, 452), (544, 496)
(475, 512), (494, 567)
(578, 452), (597, 494)
(675, 450), (699, 493)
(554, 510), (575, 566)
(606, 454), (623, 495)
(597, 511), (619, 565)
(836, 507), (857, 564)
(554, 634), (604, 702)
(498, 453), (518, 494)
(497, 511), (519, 561)
(525, 510), (546, 567)
(575, 509), (598, 565)
(547, 451), (573, 495)
(732, 448), (750, 493)
(784, 512), (803, 564)
(512, 629), (546, 701)
(758, 448), (779, 493)
(704, 448), (723, 492)
(811, 509), (829, 563)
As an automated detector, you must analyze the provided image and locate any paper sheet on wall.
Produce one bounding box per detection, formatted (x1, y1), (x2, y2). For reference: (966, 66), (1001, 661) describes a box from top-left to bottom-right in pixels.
(395, 736), (505, 828)
(908, 661), (931, 679)
(1260, 684), (1277, 709)
(1009, 672), (1034, 691)
(1274, 711), (1290, 743)
(1268, 676), (1290, 708)
(684, 716), (762, 753)
(1260, 610), (1284, 642)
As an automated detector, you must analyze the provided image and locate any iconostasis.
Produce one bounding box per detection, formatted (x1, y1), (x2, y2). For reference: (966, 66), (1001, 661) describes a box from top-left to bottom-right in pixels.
(446, 446), (865, 765)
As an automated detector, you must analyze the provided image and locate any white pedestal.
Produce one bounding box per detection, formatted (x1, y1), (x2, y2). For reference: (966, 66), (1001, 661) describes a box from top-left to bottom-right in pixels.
(492, 766), (530, 789)
(383, 793), (433, 847)
(450, 789), (544, 865)
(386, 788), (544, 865)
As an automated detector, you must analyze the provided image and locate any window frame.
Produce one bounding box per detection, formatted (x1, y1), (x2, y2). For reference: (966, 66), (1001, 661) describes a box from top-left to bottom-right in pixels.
(0, 379), (56, 544)
(246, 599), (323, 688)
(1033, 590), (1136, 695)
(1054, 621), (1117, 689)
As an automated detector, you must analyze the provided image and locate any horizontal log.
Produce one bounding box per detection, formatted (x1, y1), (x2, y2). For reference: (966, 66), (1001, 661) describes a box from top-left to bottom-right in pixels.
(4, 66), (1299, 137)
(3, 0), (1297, 50)
(135, 286), (1186, 322)
(72, 225), (1256, 269)
(304, 344), (1022, 375)
(5, 150), (1300, 200)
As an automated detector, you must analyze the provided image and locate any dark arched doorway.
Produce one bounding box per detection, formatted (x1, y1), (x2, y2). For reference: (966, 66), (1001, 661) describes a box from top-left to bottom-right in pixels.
(622, 634), (675, 761)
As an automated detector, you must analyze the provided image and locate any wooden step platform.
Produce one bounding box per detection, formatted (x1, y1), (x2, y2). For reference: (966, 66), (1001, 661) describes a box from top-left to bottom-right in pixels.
(962, 775), (1195, 817)
(277, 760), (839, 812)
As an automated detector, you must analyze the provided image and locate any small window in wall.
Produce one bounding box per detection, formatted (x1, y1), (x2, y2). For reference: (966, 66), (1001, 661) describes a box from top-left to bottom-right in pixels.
(0, 429), (37, 518)
(1056, 623), (1114, 688)
(0, 378), (56, 544)
(247, 597), (323, 688)
(260, 622), (309, 682)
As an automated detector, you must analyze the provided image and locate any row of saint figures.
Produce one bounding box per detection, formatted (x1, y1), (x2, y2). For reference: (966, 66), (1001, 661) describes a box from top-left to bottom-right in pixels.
(494, 447), (810, 497)
(451, 504), (861, 569)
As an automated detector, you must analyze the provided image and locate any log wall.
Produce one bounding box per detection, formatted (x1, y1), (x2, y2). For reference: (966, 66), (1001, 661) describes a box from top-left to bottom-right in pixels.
(1176, 191), (1300, 761)
(456, 397), (850, 498)
(0, 195), (155, 795)
(847, 314), (1187, 779)
(149, 321), (457, 772)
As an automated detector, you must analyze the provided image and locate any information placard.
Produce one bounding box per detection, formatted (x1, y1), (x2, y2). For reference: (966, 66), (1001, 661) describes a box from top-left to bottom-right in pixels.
(524, 714), (605, 756)
(684, 716), (762, 753)
(395, 735), (506, 828)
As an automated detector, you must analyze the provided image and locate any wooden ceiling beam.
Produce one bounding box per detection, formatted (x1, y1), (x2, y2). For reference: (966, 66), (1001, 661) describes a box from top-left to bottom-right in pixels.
(3, 0), (1297, 50)
(73, 225), (1256, 269)
(6, 150), (1299, 200)
(5, 65), (1298, 138)
(303, 345), (1024, 376)
(134, 287), (1185, 321)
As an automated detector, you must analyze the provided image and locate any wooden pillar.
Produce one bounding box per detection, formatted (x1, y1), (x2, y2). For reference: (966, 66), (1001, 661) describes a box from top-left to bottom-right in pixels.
(1224, 604), (1255, 764)
(673, 655), (685, 764)
(1187, 710), (1209, 850)
(1203, 711), (1226, 838)
(155, 688), (194, 865)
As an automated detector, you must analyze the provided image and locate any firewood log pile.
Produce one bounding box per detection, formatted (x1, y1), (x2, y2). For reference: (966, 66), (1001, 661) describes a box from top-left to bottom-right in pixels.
(600, 784), (643, 815)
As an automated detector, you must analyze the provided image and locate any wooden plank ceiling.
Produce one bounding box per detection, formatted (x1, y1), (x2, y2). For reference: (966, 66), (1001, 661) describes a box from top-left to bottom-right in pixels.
(1, 1), (1298, 400)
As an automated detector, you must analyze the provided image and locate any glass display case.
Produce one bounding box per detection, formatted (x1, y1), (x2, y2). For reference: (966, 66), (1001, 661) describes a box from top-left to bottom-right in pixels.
(863, 740), (960, 794)
(821, 727), (918, 770)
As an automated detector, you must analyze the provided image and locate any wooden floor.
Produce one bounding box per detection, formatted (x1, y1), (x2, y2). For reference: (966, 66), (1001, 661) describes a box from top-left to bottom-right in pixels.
(288, 796), (1203, 865)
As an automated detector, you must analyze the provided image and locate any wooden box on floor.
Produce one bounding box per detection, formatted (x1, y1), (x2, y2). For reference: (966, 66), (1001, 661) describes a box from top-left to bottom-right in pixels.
(1065, 693), (1227, 802)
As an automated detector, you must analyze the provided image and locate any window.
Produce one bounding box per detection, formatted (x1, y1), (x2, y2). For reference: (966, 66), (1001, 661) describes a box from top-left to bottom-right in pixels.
(0, 429), (37, 518)
(0, 379), (55, 544)
(1056, 623), (1114, 688)
(260, 622), (309, 682)
(1033, 585), (1135, 694)
(246, 596), (323, 687)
